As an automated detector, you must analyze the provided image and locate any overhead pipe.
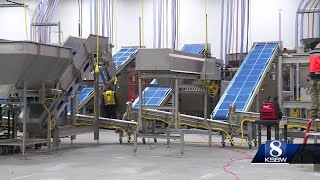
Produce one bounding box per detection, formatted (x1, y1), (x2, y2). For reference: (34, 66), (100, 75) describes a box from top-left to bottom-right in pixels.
(312, 0), (320, 37)
(300, 0), (313, 47)
(220, 0), (225, 61)
(235, 0), (239, 61)
(90, 0), (93, 34)
(224, 0), (230, 64)
(102, 0), (105, 36)
(227, 0), (234, 66)
(239, 0), (246, 64)
(30, 0), (42, 41)
(295, 0), (305, 49)
(158, 0), (162, 48)
(308, 0), (317, 38)
(153, 0), (156, 48)
(93, 0), (96, 35)
(171, 0), (176, 49)
(246, 0), (250, 52)
(106, 0), (110, 38)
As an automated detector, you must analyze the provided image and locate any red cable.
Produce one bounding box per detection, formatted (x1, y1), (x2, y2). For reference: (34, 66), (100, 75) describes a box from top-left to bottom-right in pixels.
(199, 135), (253, 180)
(223, 148), (253, 180)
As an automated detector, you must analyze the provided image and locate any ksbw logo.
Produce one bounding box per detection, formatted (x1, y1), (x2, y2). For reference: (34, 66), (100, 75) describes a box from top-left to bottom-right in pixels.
(265, 140), (288, 163)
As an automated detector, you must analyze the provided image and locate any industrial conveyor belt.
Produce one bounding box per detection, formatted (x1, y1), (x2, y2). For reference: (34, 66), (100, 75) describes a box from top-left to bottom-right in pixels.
(132, 44), (206, 109)
(73, 47), (139, 112)
(39, 35), (116, 126)
(212, 42), (279, 120)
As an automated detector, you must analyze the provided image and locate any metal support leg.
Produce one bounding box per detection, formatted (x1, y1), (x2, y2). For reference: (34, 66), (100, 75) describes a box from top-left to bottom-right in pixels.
(278, 56), (283, 111)
(314, 120), (318, 144)
(13, 110), (17, 140)
(175, 79), (184, 156)
(134, 75), (143, 153)
(258, 123), (262, 148)
(70, 96), (76, 144)
(94, 69), (100, 143)
(22, 81), (27, 156)
(248, 122), (253, 148)
(53, 124), (59, 149)
(283, 125), (288, 141)
(267, 125), (271, 140)
(221, 132), (226, 148)
(253, 123), (257, 147)
(203, 88), (212, 147)
(275, 123), (280, 140)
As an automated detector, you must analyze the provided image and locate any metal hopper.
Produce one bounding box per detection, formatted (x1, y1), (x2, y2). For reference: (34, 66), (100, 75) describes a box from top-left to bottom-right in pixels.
(0, 41), (71, 91)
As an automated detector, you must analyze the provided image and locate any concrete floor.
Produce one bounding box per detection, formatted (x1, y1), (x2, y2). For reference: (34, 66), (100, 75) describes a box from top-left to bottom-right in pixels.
(0, 130), (319, 180)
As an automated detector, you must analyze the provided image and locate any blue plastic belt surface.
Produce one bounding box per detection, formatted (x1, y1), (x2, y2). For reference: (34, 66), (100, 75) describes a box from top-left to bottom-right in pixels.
(211, 42), (279, 120)
(181, 44), (205, 55)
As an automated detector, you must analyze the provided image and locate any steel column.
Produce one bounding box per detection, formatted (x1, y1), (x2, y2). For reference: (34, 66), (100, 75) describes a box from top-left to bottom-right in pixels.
(278, 56), (283, 110)
(175, 79), (184, 155)
(70, 96), (76, 143)
(94, 67), (100, 143)
(134, 74), (143, 153)
(22, 81), (27, 155)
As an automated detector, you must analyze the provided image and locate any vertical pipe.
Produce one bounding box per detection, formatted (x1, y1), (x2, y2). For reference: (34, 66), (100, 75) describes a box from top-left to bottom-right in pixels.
(227, 0), (234, 66)
(239, 0), (245, 64)
(153, 0), (156, 48)
(106, 0), (109, 38)
(171, 0), (176, 49)
(224, 0), (230, 64)
(278, 56), (283, 111)
(296, 0), (305, 49)
(300, 0), (313, 47)
(166, 0), (169, 48)
(90, 0), (93, 34)
(93, 0), (97, 34)
(220, 0), (225, 60)
(246, 0), (250, 52)
(58, 21), (61, 45)
(102, 0), (105, 36)
(279, 9), (282, 50)
(139, 17), (142, 48)
(158, 0), (162, 48)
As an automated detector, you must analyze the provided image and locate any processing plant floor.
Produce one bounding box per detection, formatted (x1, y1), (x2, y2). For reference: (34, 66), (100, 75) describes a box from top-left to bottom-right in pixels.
(0, 130), (318, 180)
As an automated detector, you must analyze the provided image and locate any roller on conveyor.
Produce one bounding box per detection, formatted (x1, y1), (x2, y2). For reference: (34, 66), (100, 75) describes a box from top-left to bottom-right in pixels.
(212, 42), (279, 120)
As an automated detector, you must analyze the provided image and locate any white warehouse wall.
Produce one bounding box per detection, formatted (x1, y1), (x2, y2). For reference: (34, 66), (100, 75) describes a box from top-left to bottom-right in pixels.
(0, 0), (304, 59)
(0, 0), (35, 41)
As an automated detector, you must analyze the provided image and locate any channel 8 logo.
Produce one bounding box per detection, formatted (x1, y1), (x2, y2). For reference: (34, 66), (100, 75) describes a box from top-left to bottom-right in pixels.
(265, 140), (287, 163)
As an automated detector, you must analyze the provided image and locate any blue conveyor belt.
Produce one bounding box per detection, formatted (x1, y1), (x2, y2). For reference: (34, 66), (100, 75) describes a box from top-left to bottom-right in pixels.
(211, 42), (279, 120)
